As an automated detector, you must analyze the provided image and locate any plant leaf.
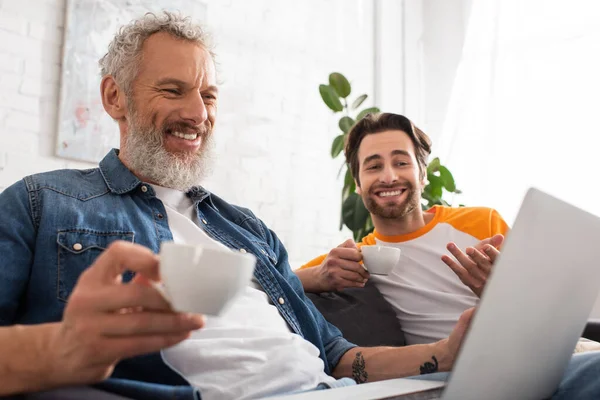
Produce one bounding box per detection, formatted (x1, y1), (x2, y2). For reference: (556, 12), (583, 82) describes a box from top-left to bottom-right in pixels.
(352, 197), (370, 237)
(351, 94), (368, 110)
(356, 107), (380, 121)
(329, 72), (351, 98)
(338, 116), (354, 134)
(319, 84), (343, 112)
(342, 193), (369, 232)
(331, 134), (345, 158)
(425, 173), (443, 200)
(336, 161), (345, 178)
(438, 165), (456, 192)
(343, 167), (356, 199)
(427, 157), (440, 173)
(342, 194), (359, 231)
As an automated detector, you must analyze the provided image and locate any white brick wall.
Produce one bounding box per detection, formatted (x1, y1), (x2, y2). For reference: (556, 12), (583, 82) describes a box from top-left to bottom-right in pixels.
(0, 0), (375, 267)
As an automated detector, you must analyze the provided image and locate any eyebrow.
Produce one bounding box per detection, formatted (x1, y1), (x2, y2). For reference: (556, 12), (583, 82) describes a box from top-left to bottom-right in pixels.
(363, 149), (411, 165)
(156, 78), (188, 87)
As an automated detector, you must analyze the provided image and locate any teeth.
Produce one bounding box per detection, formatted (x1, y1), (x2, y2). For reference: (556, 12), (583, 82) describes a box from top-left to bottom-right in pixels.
(170, 131), (198, 140)
(379, 190), (403, 197)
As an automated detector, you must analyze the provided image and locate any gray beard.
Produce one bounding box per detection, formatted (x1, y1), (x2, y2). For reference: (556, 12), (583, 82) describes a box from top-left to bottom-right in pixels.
(122, 113), (214, 192)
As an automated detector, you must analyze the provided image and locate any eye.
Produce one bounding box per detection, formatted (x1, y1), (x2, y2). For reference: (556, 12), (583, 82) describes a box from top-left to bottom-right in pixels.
(203, 93), (217, 100)
(366, 164), (381, 171)
(396, 162), (408, 167)
(163, 89), (181, 95)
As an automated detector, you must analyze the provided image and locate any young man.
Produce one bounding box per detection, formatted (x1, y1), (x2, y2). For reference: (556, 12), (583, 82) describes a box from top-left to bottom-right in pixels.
(0, 12), (476, 400)
(296, 113), (509, 344)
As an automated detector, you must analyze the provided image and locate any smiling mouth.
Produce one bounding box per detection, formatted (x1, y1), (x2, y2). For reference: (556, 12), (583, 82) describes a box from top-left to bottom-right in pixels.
(167, 130), (199, 141)
(375, 188), (406, 198)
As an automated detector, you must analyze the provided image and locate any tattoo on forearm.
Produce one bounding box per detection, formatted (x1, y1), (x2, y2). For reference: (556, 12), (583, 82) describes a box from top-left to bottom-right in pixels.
(352, 351), (368, 383)
(420, 355), (439, 375)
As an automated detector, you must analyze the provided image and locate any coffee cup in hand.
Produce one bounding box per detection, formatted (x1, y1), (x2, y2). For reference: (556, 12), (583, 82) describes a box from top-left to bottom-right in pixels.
(159, 242), (256, 316)
(361, 245), (401, 275)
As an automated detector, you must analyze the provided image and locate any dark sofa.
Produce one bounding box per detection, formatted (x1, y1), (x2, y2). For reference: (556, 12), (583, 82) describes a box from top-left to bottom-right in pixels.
(306, 281), (600, 346)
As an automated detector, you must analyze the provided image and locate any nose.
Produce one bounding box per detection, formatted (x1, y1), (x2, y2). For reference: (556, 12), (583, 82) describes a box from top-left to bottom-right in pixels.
(179, 91), (208, 126)
(379, 164), (398, 184)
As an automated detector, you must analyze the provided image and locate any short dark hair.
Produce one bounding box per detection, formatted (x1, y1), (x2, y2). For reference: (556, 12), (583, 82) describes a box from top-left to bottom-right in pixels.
(345, 112), (432, 186)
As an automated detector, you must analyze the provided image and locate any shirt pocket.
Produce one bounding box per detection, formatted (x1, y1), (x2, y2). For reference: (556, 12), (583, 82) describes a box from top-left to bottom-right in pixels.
(56, 230), (135, 302)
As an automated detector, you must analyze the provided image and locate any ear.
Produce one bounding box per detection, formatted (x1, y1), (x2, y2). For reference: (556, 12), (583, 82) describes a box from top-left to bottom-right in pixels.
(419, 167), (427, 188)
(100, 75), (127, 121)
(355, 180), (362, 195)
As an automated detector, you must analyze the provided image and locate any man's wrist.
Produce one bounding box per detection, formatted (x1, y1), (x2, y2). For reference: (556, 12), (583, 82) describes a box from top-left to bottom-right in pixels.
(297, 266), (325, 293)
(430, 340), (453, 372)
(0, 323), (62, 395)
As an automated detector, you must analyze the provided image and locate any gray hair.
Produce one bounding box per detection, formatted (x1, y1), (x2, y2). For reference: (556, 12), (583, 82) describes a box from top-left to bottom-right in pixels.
(98, 11), (214, 94)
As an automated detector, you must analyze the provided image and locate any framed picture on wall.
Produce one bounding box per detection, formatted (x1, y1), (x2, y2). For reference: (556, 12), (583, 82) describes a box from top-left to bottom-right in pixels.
(55, 0), (207, 163)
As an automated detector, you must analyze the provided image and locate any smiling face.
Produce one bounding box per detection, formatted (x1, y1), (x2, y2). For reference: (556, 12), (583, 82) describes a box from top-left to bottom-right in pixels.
(356, 130), (425, 220)
(107, 32), (218, 190)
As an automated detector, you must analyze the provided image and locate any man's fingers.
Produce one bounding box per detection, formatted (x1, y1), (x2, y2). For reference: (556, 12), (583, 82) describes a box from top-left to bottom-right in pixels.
(446, 243), (486, 282)
(336, 259), (370, 280)
(83, 284), (174, 313)
(339, 239), (359, 249)
(483, 244), (501, 263)
(442, 255), (472, 285)
(441, 255), (483, 296)
(332, 277), (367, 291)
(330, 246), (362, 263)
(99, 311), (204, 337)
(455, 307), (476, 337)
(79, 242), (160, 286)
(475, 234), (504, 252)
(334, 267), (369, 283)
(489, 234), (504, 249)
(465, 247), (492, 274)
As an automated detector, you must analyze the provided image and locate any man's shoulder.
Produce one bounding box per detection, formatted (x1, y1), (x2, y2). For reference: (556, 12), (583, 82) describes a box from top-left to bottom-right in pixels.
(431, 205), (508, 238)
(207, 191), (257, 220)
(23, 167), (108, 199)
(432, 205), (501, 220)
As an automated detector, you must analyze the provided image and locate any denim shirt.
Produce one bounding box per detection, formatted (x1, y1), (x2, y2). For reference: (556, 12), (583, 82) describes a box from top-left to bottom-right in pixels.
(0, 149), (356, 399)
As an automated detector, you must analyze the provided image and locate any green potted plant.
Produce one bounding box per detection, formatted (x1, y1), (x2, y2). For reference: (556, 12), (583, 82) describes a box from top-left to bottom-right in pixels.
(319, 72), (461, 241)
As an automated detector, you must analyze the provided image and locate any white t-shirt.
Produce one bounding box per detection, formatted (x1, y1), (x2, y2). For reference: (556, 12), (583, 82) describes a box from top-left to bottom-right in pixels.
(151, 185), (336, 400)
(368, 206), (508, 345)
(301, 206), (509, 345)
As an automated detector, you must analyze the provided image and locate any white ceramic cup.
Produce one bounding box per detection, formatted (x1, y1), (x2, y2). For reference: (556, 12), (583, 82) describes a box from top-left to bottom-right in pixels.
(158, 242), (257, 316)
(361, 245), (401, 275)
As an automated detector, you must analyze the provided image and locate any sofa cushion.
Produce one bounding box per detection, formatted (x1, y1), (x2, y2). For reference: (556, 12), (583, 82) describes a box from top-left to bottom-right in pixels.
(306, 279), (405, 347)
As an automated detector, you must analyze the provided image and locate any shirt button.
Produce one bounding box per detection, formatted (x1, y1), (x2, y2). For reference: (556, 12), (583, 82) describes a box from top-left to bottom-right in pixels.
(72, 243), (83, 251)
(141, 185), (148, 193)
(278, 297), (285, 305)
(157, 213), (164, 219)
(201, 219), (208, 224)
(239, 248), (247, 254)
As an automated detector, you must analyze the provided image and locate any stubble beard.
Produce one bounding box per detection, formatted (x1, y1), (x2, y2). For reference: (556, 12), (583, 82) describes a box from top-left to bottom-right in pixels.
(362, 182), (421, 220)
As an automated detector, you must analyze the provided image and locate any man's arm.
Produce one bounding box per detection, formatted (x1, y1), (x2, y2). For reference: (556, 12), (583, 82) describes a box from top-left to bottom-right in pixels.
(333, 308), (474, 382)
(0, 323), (64, 394)
(295, 262), (325, 293)
(0, 180), (36, 324)
(0, 242), (204, 396)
